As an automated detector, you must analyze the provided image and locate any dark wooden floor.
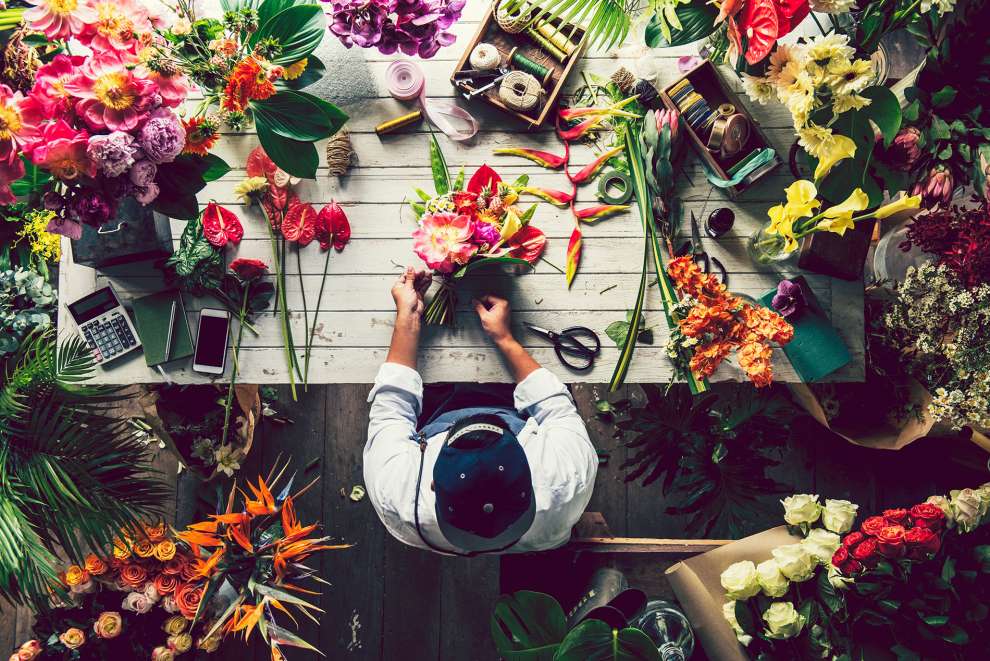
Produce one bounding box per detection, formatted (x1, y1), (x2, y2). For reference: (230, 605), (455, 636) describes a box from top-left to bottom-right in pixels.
(2, 383), (985, 661)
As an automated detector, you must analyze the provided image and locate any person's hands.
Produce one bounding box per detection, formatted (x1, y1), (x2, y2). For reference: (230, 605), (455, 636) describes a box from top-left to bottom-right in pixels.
(392, 266), (431, 319)
(473, 295), (514, 345)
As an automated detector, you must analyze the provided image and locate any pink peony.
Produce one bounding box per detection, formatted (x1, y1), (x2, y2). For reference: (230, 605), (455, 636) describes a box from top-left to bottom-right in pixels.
(30, 120), (95, 181)
(65, 51), (159, 131)
(24, 0), (98, 41)
(79, 0), (160, 57)
(412, 212), (477, 273)
(0, 84), (37, 163)
(138, 66), (191, 108)
(0, 155), (24, 205)
(30, 55), (86, 116)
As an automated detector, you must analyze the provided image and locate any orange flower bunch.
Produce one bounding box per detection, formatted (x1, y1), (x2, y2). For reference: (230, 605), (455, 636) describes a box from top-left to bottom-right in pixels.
(667, 256), (793, 387)
(221, 56), (281, 112)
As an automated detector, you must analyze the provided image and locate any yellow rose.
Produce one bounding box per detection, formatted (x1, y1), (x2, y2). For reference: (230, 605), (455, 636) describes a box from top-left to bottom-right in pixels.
(822, 499), (859, 533)
(151, 646), (175, 661)
(720, 560), (761, 600)
(781, 493), (822, 526)
(93, 611), (123, 640)
(163, 615), (188, 636)
(873, 192), (922, 220)
(64, 565), (89, 587)
(113, 539), (132, 561)
(197, 635), (221, 654)
(814, 134), (856, 180)
(168, 633), (193, 654)
(133, 539), (156, 558)
(771, 543), (817, 582)
(756, 558), (789, 598)
(763, 602), (806, 640)
(59, 628), (86, 650)
(155, 541), (177, 562)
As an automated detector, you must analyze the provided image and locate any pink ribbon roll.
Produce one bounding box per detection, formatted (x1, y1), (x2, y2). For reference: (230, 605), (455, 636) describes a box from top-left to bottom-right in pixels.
(385, 60), (479, 142)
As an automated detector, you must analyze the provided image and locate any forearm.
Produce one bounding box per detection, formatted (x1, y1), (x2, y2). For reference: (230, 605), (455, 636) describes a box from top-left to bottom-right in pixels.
(496, 336), (540, 383)
(386, 312), (421, 369)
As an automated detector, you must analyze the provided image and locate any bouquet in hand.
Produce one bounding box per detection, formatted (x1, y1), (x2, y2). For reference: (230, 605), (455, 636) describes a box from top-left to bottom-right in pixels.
(409, 137), (546, 326)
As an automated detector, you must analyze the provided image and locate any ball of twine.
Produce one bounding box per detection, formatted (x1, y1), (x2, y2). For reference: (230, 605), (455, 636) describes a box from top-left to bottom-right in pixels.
(499, 71), (542, 112)
(610, 67), (635, 95)
(470, 43), (501, 70)
(495, 0), (532, 33)
(325, 131), (353, 176)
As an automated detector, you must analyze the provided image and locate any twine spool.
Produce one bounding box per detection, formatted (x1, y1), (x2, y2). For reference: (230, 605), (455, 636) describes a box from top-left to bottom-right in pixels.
(499, 70), (542, 112)
(508, 46), (553, 88)
(325, 131), (353, 176)
(533, 19), (577, 56)
(610, 67), (635, 95)
(495, 0), (532, 33)
(524, 27), (567, 62)
(470, 42), (501, 70)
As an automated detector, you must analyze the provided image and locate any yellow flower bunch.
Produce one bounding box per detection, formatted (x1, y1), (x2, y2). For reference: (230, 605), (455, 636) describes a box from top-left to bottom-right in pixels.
(766, 180), (922, 253)
(742, 34), (875, 179)
(16, 209), (61, 263)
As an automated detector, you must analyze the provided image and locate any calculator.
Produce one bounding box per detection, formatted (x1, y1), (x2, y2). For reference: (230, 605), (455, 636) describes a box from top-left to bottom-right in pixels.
(67, 285), (142, 365)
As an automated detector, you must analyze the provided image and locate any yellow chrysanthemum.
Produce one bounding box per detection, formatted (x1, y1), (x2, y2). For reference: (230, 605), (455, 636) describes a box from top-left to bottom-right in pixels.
(16, 210), (61, 262)
(233, 176), (269, 205)
(282, 58), (308, 81)
(832, 93), (871, 115)
(798, 124), (837, 159)
(828, 58), (874, 95)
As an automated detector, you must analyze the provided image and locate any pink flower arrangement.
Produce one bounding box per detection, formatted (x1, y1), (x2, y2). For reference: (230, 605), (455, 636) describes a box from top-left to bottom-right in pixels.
(413, 212), (478, 273)
(65, 52), (160, 132)
(24, 0), (98, 41)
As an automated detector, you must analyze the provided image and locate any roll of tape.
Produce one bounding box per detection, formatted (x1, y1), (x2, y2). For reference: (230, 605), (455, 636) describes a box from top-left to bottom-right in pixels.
(597, 170), (632, 205)
(470, 42), (501, 70)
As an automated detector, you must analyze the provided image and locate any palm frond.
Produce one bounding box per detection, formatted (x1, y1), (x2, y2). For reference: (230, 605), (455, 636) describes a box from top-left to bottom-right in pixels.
(504, 0), (634, 52)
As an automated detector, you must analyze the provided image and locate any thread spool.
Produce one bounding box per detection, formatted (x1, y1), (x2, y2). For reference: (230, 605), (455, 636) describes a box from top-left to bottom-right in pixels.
(374, 109), (422, 135)
(470, 42), (501, 71)
(495, 0), (531, 33)
(524, 26), (567, 62)
(499, 70), (542, 112)
(533, 19), (577, 56)
(508, 46), (553, 88)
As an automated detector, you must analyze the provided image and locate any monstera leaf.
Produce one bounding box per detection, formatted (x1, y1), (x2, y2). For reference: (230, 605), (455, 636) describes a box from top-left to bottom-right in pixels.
(555, 620), (661, 661)
(491, 591), (567, 660)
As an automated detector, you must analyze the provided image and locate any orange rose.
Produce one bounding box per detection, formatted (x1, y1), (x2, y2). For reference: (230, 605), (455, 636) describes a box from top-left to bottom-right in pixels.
(162, 556), (186, 576)
(154, 540), (177, 562)
(92, 611), (123, 639)
(59, 628), (86, 650)
(64, 565), (90, 587)
(132, 539), (155, 558)
(174, 582), (204, 619)
(84, 554), (108, 576)
(154, 573), (179, 597)
(15, 640), (42, 661)
(179, 561), (201, 582)
(118, 563), (148, 590)
(145, 522), (168, 543)
(112, 538), (132, 561)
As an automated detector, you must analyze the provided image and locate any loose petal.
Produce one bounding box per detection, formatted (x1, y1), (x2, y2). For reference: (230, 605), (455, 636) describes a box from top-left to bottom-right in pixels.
(574, 204), (631, 221)
(566, 227), (582, 287)
(492, 147), (567, 169)
(569, 146), (624, 184)
(517, 186), (574, 207)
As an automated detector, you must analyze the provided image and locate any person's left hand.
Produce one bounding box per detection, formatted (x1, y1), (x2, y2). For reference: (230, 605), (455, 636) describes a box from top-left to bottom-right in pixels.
(392, 266), (431, 318)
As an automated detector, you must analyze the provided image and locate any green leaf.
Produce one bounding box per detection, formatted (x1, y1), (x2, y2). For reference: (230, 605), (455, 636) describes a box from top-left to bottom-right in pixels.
(940, 624), (969, 645)
(555, 620), (661, 661)
(490, 591), (566, 660)
(938, 145), (953, 160)
(735, 600), (757, 635)
(200, 154), (231, 182)
(929, 116), (951, 140)
(520, 204), (537, 224)
(251, 91), (333, 142)
(931, 85), (957, 108)
(10, 157), (51, 198)
(292, 90), (349, 137)
(923, 615), (949, 626)
(605, 320), (631, 349)
(646, 3), (718, 48)
(817, 570), (843, 613)
(429, 134), (450, 195)
(452, 257), (532, 279)
(595, 400), (615, 417)
(281, 55), (325, 90)
(154, 156), (212, 219)
(255, 128), (319, 179)
(252, 4), (325, 65)
(453, 166), (465, 191)
(941, 557), (956, 583)
(862, 86), (902, 146)
(902, 99), (920, 123)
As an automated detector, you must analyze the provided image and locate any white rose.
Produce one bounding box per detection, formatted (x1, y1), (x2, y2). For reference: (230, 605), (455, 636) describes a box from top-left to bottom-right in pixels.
(827, 564), (855, 590)
(771, 544), (817, 582)
(720, 560), (761, 601)
(926, 495), (953, 524)
(161, 596), (179, 614)
(763, 602), (806, 640)
(781, 494), (822, 527)
(821, 499), (858, 533)
(802, 529), (841, 564)
(121, 592), (152, 615)
(143, 582), (160, 603)
(950, 488), (984, 532)
(722, 601), (753, 647)
(756, 559), (789, 598)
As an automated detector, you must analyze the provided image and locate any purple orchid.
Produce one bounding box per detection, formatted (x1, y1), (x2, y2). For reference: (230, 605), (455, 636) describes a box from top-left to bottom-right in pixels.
(326, 0), (464, 58)
(771, 279), (805, 319)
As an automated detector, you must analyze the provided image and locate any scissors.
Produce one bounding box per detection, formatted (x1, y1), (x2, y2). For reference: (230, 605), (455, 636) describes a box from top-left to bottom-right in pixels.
(523, 323), (601, 371)
(676, 211), (729, 285)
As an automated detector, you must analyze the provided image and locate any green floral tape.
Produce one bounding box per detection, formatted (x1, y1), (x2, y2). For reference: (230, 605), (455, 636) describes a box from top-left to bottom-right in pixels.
(597, 169), (632, 205)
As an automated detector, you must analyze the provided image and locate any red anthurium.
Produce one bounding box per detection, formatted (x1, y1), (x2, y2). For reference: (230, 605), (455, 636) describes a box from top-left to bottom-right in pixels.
(467, 164), (502, 194)
(316, 200), (351, 251)
(506, 224), (546, 263)
(246, 146), (277, 181)
(202, 202), (244, 248)
(775, 0), (809, 38)
(736, 0), (779, 65)
(282, 202), (317, 246)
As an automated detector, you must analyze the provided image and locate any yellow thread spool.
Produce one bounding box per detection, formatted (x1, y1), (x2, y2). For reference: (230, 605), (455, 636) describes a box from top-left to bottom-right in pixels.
(374, 110), (423, 136)
(534, 19), (577, 56)
(524, 26), (567, 62)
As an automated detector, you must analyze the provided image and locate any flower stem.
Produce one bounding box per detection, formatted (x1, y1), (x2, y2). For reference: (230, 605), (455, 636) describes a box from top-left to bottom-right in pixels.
(267, 223), (297, 401)
(305, 248), (332, 388)
(220, 286), (249, 450)
(296, 248), (310, 390)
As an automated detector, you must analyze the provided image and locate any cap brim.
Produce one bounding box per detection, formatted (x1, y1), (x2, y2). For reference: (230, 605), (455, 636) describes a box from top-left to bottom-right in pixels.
(436, 492), (536, 553)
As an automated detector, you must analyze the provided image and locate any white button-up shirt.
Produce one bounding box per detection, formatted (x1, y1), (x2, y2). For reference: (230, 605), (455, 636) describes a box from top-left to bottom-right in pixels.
(364, 363), (598, 554)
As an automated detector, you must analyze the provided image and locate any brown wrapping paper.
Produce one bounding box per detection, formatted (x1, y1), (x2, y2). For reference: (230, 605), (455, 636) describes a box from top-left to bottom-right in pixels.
(666, 526), (803, 661)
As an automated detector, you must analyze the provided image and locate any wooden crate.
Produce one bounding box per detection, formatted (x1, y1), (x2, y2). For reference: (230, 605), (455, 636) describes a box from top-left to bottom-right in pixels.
(661, 60), (781, 198)
(451, 3), (587, 128)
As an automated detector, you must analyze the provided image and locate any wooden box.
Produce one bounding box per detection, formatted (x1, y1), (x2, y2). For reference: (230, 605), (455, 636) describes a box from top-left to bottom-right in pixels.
(660, 61), (781, 198)
(451, 3), (587, 128)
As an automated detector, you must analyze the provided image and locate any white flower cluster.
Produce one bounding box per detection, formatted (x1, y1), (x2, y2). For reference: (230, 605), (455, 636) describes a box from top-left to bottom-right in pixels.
(720, 494), (856, 646)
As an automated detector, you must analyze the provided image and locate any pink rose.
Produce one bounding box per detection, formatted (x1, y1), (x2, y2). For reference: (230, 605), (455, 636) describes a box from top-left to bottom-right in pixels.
(121, 591), (153, 614)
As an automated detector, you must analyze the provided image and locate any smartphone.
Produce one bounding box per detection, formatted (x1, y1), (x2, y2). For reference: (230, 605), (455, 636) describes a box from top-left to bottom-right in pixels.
(192, 308), (231, 374)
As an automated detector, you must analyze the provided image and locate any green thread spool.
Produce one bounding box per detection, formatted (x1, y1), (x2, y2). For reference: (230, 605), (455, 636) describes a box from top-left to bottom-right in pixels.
(597, 170), (632, 205)
(508, 46), (553, 88)
(524, 26), (567, 62)
(534, 19), (577, 56)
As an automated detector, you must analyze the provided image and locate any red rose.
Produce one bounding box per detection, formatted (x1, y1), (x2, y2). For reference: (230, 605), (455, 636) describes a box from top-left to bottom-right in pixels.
(905, 526), (942, 560)
(830, 546), (863, 575)
(883, 508), (911, 526)
(850, 538), (880, 565)
(909, 503), (947, 532)
(229, 258), (268, 281)
(842, 532), (865, 548)
(861, 516), (887, 537)
(877, 525), (907, 558)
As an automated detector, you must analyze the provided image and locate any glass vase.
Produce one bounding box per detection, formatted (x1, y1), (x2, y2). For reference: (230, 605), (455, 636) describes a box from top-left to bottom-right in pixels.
(746, 225), (793, 266)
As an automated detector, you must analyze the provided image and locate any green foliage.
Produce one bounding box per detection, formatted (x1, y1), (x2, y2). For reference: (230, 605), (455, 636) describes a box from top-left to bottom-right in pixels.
(162, 213), (224, 296)
(0, 267), (55, 355)
(555, 620), (660, 660)
(645, 2), (718, 48)
(154, 154), (231, 220)
(249, 3), (325, 65)
(613, 384), (795, 537)
(452, 257), (532, 279)
(0, 331), (170, 607)
(9, 157), (51, 199)
(429, 133), (450, 195)
(503, 0), (634, 51)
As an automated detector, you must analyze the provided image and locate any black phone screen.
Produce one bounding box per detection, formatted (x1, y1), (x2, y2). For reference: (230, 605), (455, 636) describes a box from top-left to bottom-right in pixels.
(195, 314), (229, 367)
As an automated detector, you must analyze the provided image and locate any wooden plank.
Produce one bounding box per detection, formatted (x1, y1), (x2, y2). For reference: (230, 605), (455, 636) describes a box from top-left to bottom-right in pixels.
(573, 384), (629, 536)
(568, 538), (730, 554)
(440, 556), (501, 661)
(381, 538), (442, 660)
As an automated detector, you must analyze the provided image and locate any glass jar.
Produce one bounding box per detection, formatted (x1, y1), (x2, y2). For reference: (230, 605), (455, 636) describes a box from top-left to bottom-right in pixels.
(637, 600), (695, 661)
(747, 225), (794, 266)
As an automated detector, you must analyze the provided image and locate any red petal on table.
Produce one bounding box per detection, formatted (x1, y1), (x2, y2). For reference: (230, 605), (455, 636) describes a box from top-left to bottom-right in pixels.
(246, 146), (277, 180)
(467, 164), (502, 194)
(507, 224), (546, 263)
(737, 0), (779, 65)
(201, 202), (244, 248)
(565, 227), (582, 288)
(282, 202), (318, 246)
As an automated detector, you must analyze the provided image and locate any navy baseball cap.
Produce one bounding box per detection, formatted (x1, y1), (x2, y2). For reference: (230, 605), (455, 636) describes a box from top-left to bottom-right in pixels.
(433, 413), (535, 552)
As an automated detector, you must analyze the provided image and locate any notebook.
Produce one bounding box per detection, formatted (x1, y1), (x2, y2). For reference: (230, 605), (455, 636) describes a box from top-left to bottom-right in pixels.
(130, 290), (194, 367)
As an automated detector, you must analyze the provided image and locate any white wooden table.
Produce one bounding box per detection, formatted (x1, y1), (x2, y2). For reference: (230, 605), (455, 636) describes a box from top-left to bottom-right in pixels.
(58, 3), (864, 385)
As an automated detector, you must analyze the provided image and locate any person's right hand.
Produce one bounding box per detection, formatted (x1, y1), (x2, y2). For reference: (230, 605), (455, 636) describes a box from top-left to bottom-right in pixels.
(473, 295), (514, 345)
(392, 266), (431, 318)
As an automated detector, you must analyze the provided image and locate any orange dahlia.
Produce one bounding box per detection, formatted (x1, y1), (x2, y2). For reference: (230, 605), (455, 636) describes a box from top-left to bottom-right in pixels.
(222, 57), (277, 112)
(181, 116), (219, 156)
